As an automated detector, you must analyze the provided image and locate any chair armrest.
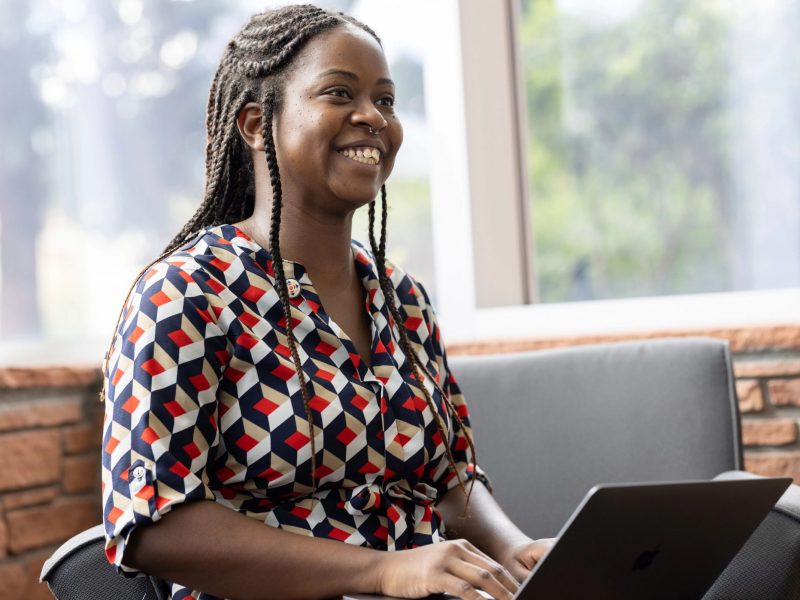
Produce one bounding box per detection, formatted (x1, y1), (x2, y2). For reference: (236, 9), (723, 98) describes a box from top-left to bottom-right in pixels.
(39, 524), (169, 600)
(40, 524), (106, 582)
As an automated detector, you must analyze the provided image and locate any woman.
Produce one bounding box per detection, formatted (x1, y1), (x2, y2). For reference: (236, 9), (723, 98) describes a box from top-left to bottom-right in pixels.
(101, 5), (551, 599)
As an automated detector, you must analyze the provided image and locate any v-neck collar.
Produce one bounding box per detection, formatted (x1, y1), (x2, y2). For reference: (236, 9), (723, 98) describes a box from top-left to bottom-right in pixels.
(203, 224), (403, 384)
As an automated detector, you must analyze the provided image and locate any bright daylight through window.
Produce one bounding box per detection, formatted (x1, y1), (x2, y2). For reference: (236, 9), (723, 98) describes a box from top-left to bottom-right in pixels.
(0, 0), (434, 358)
(520, 0), (800, 303)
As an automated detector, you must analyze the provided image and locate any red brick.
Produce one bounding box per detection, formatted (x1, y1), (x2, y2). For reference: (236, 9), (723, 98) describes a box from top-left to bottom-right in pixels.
(769, 378), (800, 407)
(0, 563), (26, 600)
(0, 513), (7, 560)
(24, 551), (55, 600)
(0, 365), (100, 390)
(734, 359), (800, 378)
(735, 380), (764, 413)
(448, 325), (800, 355)
(2, 486), (60, 511)
(0, 430), (61, 491)
(745, 451), (800, 484)
(25, 581), (52, 600)
(0, 399), (82, 432)
(742, 419), (798, 447)
(63, 422), (101, 454)
(724, 326), (800, 353)
(63, 455), (98, 494)
(6, 496), (98, 554)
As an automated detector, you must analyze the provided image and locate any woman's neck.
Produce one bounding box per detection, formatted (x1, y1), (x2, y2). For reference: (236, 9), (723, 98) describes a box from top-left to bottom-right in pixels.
(234, 200), (357, 291)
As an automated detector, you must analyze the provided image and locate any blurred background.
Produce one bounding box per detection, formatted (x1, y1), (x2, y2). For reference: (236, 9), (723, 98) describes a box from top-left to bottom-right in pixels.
(1, 0), (798, 361)
(0, 0), (435, 359)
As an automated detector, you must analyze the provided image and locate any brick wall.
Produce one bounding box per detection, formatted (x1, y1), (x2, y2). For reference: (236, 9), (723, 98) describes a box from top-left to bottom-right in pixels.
(0, 367), (102, 600)
(0, 324), (797, 598)
(734, 356), (800, 477)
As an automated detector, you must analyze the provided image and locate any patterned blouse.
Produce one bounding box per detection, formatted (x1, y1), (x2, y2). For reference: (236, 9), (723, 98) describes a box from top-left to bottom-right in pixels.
(101, 224), (486, 600)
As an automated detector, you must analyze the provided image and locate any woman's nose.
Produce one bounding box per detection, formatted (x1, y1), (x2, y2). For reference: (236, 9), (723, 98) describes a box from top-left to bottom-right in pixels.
(350, 99), (388, 132)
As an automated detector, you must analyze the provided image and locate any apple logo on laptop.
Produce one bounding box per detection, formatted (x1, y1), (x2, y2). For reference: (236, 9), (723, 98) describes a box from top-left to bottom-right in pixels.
(632, 544), (662, 571)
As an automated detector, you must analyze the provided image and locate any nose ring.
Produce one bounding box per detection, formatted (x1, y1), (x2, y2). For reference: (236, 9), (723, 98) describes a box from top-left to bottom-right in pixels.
(367, 122), (388, 136)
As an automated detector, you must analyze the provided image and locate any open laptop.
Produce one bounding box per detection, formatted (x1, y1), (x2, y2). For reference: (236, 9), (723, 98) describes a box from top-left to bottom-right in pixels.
(345, 477), (791, 600)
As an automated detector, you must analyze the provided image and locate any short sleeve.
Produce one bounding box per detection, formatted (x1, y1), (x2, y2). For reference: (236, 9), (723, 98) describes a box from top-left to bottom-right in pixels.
(101, 261), (230, 575)
(412, 279), (493, 497)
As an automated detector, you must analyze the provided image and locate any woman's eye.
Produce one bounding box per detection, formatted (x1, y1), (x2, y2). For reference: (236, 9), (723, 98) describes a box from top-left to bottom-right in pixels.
(377, 96), (395, 107)
(326, 88), (351, 99)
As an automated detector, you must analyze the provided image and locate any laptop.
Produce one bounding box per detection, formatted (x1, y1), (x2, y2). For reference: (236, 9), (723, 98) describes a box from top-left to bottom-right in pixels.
(345, 477), (791, 600)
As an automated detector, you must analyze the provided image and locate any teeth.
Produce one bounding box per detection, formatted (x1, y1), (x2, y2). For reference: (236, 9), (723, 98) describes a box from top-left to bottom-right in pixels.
(339, 146), (381, 165)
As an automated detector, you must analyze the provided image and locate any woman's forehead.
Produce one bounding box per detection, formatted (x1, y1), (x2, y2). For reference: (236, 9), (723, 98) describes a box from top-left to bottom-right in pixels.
(288, 24), (391, 85)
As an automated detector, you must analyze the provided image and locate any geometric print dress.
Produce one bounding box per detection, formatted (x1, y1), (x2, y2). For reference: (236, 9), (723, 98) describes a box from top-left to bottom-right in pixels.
(101, 224), (488, 600)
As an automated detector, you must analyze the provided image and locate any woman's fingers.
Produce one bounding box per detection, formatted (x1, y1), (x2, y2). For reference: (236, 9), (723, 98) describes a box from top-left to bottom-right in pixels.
(376, 539), (521, 599)
(439, 573), (493, 600)
(506, 561), (532, 584)
(455, 540), (519, 594)
(447, 552), (517, 599)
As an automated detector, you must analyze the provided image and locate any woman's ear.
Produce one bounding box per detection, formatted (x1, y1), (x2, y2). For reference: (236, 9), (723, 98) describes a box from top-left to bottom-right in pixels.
(236, 102), (266, 151)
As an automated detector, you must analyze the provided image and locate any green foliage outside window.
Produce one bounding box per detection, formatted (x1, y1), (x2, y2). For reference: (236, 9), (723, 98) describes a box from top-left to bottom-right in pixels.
(520, 0), (793, 302)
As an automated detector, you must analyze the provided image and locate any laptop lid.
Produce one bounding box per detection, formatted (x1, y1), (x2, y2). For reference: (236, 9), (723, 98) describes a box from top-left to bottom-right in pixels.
(345, 477), (790, 600)
(516, 478), (791, 600)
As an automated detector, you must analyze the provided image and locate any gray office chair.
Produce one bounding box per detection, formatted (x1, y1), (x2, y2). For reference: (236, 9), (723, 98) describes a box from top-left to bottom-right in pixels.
(449, 337), (743, 537)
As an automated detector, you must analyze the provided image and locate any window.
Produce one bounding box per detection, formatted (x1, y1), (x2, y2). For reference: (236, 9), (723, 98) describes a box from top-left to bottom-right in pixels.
(424, 0), (799, 342)
(520, 0), (800, 303)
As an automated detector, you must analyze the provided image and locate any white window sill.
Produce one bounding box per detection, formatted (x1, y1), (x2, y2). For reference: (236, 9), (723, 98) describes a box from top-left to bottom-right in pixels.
(439, 288), (800, 344)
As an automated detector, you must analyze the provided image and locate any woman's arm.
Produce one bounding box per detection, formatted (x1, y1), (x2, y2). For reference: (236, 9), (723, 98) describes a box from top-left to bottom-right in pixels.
(126, 499), (519, 600)
(125, 500), (380, 600)
(437, 481), (554, 582)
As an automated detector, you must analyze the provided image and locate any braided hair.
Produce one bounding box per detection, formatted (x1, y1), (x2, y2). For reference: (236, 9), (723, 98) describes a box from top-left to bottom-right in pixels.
(103, 4), (476, 499)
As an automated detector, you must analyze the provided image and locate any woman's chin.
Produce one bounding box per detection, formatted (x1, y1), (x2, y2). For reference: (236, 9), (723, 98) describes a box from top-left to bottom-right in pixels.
(333, 185), (385, 207)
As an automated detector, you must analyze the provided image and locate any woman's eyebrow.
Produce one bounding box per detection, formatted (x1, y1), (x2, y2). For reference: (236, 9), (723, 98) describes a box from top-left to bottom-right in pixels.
(317, 68), (395, 87)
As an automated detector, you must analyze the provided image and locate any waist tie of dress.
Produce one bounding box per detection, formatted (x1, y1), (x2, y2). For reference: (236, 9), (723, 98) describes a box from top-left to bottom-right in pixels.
(344, 480), (441, 550)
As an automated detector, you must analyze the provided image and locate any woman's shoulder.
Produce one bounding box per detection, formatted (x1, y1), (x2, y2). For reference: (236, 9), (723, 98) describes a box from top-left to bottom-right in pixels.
(135, 225), (248, 293)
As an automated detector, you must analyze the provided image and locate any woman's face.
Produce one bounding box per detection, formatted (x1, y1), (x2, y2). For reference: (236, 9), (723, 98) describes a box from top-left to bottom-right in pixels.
(273, 23), (403, 212)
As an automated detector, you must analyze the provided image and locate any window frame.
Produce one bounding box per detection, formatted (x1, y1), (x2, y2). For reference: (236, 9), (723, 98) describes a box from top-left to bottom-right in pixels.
(426, 0), (800, 343)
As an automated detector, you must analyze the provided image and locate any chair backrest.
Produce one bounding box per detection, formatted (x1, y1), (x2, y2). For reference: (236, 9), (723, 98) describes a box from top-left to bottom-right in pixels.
(40, 524), (168, 600)
(449, 337), (743, 537)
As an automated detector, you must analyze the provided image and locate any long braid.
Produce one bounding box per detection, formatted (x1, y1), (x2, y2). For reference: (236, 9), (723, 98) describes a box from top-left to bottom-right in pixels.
(262, 90), (318, 491)
(102, 4), (475, 500)
(368, 188), (478, 499)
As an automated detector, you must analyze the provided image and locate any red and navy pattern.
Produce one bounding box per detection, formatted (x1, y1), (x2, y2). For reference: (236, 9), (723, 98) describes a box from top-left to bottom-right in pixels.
(101, 224), (486, 600)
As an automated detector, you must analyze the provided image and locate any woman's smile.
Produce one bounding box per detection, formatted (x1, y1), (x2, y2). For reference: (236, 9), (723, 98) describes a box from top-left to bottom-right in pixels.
(337, 146), (382, 166)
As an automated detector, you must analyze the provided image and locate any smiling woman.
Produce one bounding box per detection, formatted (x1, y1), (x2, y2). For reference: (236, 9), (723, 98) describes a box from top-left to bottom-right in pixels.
(99, 5), (550, 600)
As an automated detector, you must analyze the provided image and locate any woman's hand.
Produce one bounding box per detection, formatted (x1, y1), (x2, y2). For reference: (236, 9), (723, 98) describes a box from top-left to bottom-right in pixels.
(497, 537), (557, 583)
(377, 539), (519, 599)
